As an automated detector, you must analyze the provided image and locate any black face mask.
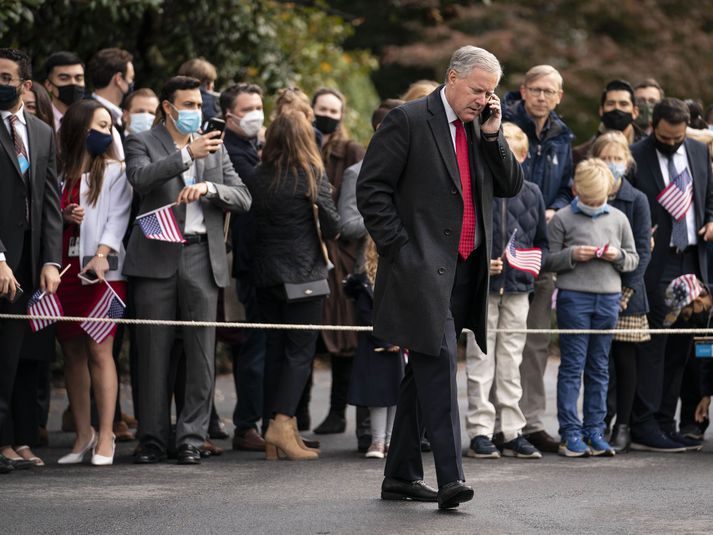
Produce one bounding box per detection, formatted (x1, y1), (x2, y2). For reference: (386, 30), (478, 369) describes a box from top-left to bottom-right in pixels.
(601, 109), (633, 131)
(86, 129), (113, 157)
(55, 83), (85, 106)
(652, 133), (683, 157)
(314, 114), (340, 135)
(0, 84), (20, 111)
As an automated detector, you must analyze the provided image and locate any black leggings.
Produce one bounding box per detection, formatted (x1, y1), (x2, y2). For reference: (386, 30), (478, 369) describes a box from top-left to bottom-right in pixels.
(611, 341), (637, 426)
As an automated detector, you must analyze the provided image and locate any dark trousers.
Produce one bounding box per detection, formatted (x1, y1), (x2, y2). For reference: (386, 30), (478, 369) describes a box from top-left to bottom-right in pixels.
(680, 354), (708, 432)
(0, 232), (32, 442)
(36, 361), (51, 428)
(632, 247), (698, 436)
(232, 278), (265, 432)
(608, 341), (638, 427)
(385, 252), (482, 488)
(258, 286), (323, 418)
(1, 360), (40, 447)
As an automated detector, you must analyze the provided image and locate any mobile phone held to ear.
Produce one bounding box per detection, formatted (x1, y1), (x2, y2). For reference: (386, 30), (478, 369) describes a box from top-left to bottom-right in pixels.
(78, 270), (100, 285)
(202, 117), (226, 134)
(480, 98), (493, 124)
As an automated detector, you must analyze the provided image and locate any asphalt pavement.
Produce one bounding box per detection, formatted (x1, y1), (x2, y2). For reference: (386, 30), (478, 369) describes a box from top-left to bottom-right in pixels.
(1, 356), (712, 535)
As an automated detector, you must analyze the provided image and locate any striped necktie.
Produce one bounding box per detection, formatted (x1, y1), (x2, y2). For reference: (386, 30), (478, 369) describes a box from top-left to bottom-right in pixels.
(8, 114), (30, 222)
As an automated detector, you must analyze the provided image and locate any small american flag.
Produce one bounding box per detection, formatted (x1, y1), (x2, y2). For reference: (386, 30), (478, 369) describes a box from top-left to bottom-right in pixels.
(504, 229), (542, 277)
(80, 283), (126, 344)
(136, 203), (185, 243)
(657, 168), (693, 222)
(27, 289), (63, 332)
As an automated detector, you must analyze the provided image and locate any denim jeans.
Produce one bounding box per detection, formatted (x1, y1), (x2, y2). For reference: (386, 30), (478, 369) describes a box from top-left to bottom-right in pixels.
(556, 290), (620, 438)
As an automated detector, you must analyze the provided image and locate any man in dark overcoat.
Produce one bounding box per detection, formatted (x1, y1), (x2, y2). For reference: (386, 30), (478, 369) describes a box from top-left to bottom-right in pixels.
(357, 45), (523, 509)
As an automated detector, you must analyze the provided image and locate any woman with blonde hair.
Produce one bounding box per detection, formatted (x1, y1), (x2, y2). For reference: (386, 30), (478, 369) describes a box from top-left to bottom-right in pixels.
(245, 110), (340, 460)
(401, 79), (439, 102)
(589, 131), (652, 452)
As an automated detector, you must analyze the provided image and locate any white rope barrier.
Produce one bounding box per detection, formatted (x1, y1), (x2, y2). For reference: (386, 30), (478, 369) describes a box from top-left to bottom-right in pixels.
(2, 313), (713, 335)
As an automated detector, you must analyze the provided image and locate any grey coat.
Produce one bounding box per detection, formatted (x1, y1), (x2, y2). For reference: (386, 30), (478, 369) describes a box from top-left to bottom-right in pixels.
(357, 88), (523, 355)
(123, 124), (252, 288)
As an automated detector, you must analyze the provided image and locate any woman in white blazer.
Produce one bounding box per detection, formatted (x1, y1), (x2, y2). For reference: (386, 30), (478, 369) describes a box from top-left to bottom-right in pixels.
(56, 99), (132, 466)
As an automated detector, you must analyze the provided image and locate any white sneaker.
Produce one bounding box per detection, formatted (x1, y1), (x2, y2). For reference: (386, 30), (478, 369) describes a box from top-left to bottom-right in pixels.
(365, 442), (385, 459)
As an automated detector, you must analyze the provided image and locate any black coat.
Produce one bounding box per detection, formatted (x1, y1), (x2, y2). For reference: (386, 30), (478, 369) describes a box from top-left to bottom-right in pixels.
(245, 164), (340, 288)
(609, 177), (652, 315)
(490, 181), (549, 294)
(630, 136), (713, 288)
(345, 273), (404, 407)
(357, 87), (524, 355)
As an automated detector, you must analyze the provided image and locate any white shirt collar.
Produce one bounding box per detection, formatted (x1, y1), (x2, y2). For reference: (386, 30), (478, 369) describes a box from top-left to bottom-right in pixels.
(0, 104), (27, 125)
(92, 93), (123, 124)
(440, 86), (459, 125)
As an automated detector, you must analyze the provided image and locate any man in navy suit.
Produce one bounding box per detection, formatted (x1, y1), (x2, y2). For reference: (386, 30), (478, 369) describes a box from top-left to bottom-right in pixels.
(629, 98), (713, 452)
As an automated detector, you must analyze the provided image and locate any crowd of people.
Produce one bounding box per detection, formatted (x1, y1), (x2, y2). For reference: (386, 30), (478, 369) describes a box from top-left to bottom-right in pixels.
(1, 44), (713, 486)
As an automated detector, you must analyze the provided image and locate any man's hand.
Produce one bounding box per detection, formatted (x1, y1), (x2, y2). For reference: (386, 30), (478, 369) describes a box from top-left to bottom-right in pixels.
(490, 258), (504, 276)
(0, 261), (19, 300)
(545, 209), (556, 223)
(698, 222), (713, 242)
(176, 183), (209, 205)
(188, 130), (223, 159)
(695, 396), (711, 423)
(572, 245), (597, 262)
(62, 203), (85, 225)
(480, 93), (502, 135)
(40, 265), (61, 294)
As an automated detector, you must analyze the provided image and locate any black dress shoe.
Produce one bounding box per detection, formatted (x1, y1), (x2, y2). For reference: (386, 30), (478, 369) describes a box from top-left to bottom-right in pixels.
(313, 411), (346, 434)
(381, 477), (438, 502)
(208, 421), (229, 440)
(523, 430), (560, 453)
(0, 456), (14, 474)
(610, 424), (631, 453)
(176, 444), (201, 465)
(134, 444), (166, 464)
(437, 481), (474, 510)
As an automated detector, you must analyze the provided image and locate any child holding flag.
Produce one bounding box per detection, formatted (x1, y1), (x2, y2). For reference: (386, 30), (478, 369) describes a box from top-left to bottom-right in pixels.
(464, 123), (548, 459)
(545, 158), (638, 457)
(56, 99), (131, 466)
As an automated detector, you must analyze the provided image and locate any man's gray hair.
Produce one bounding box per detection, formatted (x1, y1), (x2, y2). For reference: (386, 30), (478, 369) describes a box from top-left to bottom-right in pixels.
(446, 46), (502, 82)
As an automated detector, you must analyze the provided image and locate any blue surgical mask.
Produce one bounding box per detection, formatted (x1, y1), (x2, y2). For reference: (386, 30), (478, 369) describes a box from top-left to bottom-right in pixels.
(86, 129), (113, 157)
(607, 162), (627, 181)
(170, 104), (201, 135)
(128, 112), (154, 135)
(575, 197), (609, 218)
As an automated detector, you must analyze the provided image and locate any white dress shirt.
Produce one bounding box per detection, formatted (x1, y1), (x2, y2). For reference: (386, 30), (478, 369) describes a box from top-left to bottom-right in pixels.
(657, 143), (698, 246)
(52, 102), (63, 133)
(440, 87), (458, 152)
(177, 140), (217, 235)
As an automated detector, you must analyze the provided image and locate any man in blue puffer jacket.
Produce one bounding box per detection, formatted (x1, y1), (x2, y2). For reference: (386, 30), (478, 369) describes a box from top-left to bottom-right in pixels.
(501, 65), (574, 453)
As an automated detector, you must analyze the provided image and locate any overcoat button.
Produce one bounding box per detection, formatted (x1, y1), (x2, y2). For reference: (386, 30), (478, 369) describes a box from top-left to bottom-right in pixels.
(437, 267), (446, 275)
(444, 229), (452, 236)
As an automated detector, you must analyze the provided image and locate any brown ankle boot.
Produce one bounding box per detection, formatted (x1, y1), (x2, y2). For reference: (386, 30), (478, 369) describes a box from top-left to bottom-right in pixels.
(264, 418), (318, 461)
(290, 417), (320, 453)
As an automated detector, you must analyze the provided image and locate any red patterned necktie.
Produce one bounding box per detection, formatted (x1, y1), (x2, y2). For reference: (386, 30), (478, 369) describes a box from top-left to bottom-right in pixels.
(453, 119), (476, 259)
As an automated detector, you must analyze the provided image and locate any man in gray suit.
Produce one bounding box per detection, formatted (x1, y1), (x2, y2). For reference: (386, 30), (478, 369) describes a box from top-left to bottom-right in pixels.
(0, 48), (62, 473)
(124, 76), (251, 465)
(357, 46), (523, 508)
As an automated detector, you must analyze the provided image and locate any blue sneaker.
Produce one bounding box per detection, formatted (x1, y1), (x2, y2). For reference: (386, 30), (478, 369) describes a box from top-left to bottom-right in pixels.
(586, 433), (616, 457)
(501, 435), (542, 459)
(630, 432), (686, 453)
(558, 434), (591, 457)
(666, 431), (703, 452)
(466, 435), (500, 459)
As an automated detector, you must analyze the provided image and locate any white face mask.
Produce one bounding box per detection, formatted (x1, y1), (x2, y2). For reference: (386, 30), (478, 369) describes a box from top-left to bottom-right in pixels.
(233, 109), (264, 138)
(128, 112), (154, 135)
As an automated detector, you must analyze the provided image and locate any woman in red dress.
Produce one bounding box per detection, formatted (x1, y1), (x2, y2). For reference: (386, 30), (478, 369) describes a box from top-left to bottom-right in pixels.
(56, 99), (132, 466)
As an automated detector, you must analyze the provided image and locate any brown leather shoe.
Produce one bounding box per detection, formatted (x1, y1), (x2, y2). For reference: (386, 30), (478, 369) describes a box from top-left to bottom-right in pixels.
(121, 412), (138, 429)
(232, 428), (266, 452)
(200, 439), (224, 458)
(113, 420), (135, 442)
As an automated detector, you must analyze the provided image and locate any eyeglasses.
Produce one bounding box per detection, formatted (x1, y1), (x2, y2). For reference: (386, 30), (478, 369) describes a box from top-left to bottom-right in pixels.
(525, 86), (559, 98)
(0, 74), (23, 86)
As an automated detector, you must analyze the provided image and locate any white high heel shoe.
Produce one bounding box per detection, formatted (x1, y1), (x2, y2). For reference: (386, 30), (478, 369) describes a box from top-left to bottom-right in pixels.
(58, 430), (97, 465)
(91, 435), (116, 466)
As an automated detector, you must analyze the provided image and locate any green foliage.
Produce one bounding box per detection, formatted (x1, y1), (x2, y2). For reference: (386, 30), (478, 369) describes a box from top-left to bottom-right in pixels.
(0, 0), (378, 145)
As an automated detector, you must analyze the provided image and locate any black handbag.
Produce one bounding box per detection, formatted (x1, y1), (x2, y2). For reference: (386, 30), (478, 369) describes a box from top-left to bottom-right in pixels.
(282, 203), (332, 302)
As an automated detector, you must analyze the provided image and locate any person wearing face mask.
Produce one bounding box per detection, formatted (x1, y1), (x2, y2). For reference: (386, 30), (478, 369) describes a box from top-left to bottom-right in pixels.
(589, 131), (652, 453)
(218, 82), (267, 452)
(122, 88), (159, 137)
(573, 80), (646, 168)
(43, 51), (86, 133)
(629, 98), (713, 453)
(0, 48), (62, 475)
(634, 79), (664, 134)
(54, 99), (132, 467)
(544, 158), (639, 458)
(124, 76), (251, 466)
(309, 87), (366, 439)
